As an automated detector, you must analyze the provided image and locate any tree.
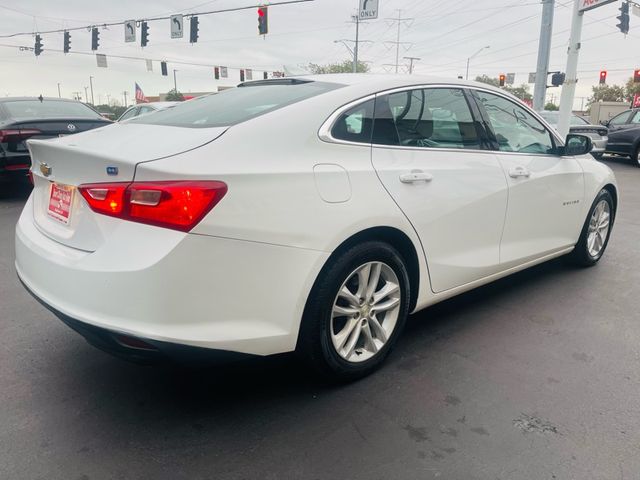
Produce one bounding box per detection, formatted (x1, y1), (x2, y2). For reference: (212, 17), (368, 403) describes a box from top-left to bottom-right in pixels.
(308, 59), (370, 74)
(625, 77), (640, 102)
(165, 89), (185, 101)
(588, 84), (625, 104)
(504, 84), (532, 101)
(474, 75), (500, 87)
(544, 102), (559, 111)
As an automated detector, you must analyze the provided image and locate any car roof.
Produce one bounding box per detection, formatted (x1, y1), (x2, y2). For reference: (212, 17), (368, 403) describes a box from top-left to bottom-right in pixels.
(287, 73), (508, 95)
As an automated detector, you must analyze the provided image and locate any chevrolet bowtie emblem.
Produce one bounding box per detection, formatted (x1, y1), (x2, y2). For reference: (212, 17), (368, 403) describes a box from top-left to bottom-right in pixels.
(39, 162), (52, 177)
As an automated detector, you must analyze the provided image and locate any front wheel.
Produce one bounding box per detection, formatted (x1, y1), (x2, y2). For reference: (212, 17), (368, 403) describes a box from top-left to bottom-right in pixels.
(298, 241), (411, 382)
(568, 189), (614, 267)
(632, 146), (640, 168)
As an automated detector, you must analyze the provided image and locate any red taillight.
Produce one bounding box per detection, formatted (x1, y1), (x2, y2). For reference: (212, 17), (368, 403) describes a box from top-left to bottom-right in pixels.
(0, 129), (41, 143)
(78, 181), (227, 232)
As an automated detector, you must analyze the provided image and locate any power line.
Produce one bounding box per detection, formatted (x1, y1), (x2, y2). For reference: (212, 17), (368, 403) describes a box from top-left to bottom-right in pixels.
(384, 9), (414, 74)
(0, 0), (314, 38)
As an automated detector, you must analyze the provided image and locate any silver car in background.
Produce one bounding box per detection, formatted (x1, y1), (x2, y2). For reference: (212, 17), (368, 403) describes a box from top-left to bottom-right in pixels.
(117, 102), (178, 122)
(539, 111), (608, 159)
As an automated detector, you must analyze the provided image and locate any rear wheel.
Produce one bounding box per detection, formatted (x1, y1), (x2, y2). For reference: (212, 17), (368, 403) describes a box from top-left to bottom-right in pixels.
(298, 241), (410, 381)
(632, 146), (640, 167)
(569, 189), (614, 267)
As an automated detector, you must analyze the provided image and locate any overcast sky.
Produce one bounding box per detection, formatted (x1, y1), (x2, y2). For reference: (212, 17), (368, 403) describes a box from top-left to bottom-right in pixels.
(0, 0), (637, 108)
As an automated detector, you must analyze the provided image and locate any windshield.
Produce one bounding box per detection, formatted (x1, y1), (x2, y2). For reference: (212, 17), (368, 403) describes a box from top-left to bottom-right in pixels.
(539, 111), (589, 126)
(131, 81), (343, 128)
(2, 100), (101, 119)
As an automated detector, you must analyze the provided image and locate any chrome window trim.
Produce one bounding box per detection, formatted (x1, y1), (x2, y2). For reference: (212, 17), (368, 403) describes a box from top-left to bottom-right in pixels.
(318, 83), (565, 157)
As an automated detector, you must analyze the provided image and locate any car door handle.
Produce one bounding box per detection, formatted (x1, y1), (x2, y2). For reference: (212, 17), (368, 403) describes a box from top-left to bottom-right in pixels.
(399, 170), (433, 184)
(509, 166), (531, 178)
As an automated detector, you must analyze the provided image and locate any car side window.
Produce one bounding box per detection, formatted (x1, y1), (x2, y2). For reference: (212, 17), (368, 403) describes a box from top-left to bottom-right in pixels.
(372, 88), (481, 149)
(630, 111), (640, 124)
(331, 99), (374, 144)
(119, 108), (139, 121)
(138, 106), (154, 115)
(609, 111), (631, 125)
(473, 90), (555, 154)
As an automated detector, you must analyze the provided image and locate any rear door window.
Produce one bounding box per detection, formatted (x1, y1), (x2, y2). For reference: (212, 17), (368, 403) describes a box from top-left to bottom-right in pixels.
(331, 99), (374, 144)
(372, 88), (482, 149)
(609, 111), (631, 125)
(131, 80), (343, 128)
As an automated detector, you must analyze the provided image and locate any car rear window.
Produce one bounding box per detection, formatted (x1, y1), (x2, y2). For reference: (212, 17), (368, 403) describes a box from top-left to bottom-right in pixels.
(2, 100), (101, 119)
(131, 80), (343, 128)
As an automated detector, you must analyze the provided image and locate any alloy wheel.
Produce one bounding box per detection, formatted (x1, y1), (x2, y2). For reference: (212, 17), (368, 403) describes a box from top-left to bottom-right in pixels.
(330, 262), (401, 363)
(587, 200), (611, 258)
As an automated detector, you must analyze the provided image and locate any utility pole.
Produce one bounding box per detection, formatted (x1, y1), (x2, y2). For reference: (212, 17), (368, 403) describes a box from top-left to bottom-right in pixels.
(557, 0), (584, 137)
(57, 83), (61, 98)
(123, 91), (128, 108)
(89, 76), (95, 105)
(533, 0), (555, 112)
(173, 69), (178, 92)
(84, 86), (89, 103)
(106, 93), (111, 105)
(353, 14), (360, 73)
(385, 10), (414, 74)
(404, 56), (421, 74)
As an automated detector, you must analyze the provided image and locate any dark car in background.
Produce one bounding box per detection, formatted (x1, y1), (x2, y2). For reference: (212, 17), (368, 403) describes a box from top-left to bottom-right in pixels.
(602, 108), (640, 167)
(539, 111), (608, 159)
(0, 97), (112, 183)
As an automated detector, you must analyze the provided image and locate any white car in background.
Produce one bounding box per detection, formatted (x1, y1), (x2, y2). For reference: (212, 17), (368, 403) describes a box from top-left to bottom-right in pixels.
(15, 75), (617, 380)
(117, 101), (178, 121)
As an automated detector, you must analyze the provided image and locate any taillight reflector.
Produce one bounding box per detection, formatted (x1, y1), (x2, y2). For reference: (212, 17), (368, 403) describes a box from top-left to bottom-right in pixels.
(78, 181), (227, 232)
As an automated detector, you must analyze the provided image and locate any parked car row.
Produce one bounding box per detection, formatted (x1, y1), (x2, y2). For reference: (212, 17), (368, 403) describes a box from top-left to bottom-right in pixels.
(600, 108), (640, 166)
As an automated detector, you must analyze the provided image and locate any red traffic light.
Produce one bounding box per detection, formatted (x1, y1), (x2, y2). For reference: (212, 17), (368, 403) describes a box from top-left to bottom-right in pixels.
(258, 7), (265, 17)
(499, 74), (506, 87)
(599, 70), (607, 84)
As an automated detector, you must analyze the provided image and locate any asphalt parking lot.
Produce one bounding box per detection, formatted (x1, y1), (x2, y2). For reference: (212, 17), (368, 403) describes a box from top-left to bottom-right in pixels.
(1, 159), (639, 480)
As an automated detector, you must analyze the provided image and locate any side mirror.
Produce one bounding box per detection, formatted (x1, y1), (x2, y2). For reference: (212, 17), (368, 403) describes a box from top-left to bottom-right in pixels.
(563, 134), (593, 156)
(599, 119), (610, 126)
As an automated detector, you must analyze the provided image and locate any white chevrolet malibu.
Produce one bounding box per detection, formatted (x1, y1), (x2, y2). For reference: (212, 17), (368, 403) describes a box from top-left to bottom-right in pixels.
(16, 75), (617, 380)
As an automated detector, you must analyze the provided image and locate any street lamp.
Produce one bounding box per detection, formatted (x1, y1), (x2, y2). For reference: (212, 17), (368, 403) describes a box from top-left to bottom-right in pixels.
(466, 45), (490, 80)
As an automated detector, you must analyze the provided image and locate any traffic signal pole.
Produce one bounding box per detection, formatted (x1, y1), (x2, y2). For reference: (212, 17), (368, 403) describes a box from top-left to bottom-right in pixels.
(353, 13), (359, 73)
(557, 0), (584, 138)
(533, 0), (555, 111)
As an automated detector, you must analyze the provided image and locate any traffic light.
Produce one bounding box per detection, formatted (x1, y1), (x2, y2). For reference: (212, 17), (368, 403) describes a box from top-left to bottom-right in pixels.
(240, 69), (245, 82)
(551, 72), (566, 87)
(634, 69), (640, 83)
(499, 74), (506, 87)
(214, 67), (220, 80)
(141, 21), (149, 47)
(617, 1), (630, 34)
(63, 31), (71, 53)
(599, 70), (607, 85)
(91, 27), (100, 51)
(161, 61), (168, 76)
(263, 71), (268, 80)
(258, 7), (268, 35)
(190, 16), (199, 43)
(34, 34), (43, 56)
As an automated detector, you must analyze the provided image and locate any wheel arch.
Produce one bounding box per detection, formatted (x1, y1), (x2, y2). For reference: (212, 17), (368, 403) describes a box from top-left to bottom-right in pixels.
(309, 226), (423, 315)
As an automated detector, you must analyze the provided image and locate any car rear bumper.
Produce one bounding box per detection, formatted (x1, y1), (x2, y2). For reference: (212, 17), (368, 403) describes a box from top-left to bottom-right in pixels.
(591, 136), (607, 153)
(15, 193), (329, 358)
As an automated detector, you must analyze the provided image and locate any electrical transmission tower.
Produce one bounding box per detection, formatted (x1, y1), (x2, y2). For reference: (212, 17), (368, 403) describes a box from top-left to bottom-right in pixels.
(384, 9), (414, 74)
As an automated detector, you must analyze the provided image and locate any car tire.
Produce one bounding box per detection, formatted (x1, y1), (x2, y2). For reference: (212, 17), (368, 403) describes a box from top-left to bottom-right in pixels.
(568, 189), (615, 267)
(298, 241), (411, 382)
(633, 146), (640, 168)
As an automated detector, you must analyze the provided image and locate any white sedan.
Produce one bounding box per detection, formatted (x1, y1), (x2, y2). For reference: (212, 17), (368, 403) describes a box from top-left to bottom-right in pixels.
(15, 75), (617, 380)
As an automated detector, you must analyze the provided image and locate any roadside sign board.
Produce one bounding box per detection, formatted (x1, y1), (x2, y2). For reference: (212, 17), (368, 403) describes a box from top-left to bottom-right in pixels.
(359, 0), (379, 20)
(579, 0), (617, 13)
(171, 14), (184, 39)
(506, 73), (516, 85)
(124, 20), (136, 43)
(528, 72), (536, 84)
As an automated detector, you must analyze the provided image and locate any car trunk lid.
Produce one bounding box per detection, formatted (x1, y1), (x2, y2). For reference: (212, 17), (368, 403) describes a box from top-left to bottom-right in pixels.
(27, 123), (228, 251)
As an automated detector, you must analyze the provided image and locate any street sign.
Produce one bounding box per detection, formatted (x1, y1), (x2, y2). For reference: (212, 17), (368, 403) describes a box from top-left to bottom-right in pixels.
(170, 14), (184, 39)
(579, 0), (617, 13)
(124, 20), (136, 43)
(96, 54), (107, 68)
(528, 72), (536, 84)
(506, 73), (516, 85)
(359, 0), (379, 20)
